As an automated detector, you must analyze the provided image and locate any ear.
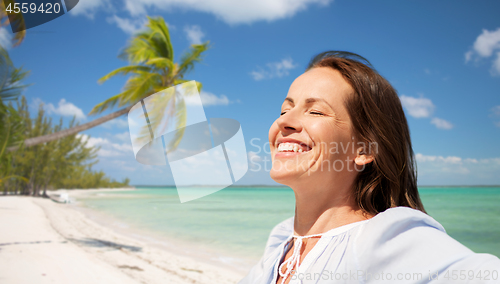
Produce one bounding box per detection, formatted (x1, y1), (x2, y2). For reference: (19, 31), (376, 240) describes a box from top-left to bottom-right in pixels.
(354, 147), (374, 166)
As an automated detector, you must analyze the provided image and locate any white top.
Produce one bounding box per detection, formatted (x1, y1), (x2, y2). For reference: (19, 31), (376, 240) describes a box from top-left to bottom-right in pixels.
(238, 207), (500, 284)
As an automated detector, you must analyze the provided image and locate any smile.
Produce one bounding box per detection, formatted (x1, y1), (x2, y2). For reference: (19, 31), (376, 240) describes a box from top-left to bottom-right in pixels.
(277, 142), (311, 153)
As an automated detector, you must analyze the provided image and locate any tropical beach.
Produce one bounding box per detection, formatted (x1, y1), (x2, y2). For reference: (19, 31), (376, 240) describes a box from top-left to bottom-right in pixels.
(2, 186), (500, 283)
(0, 189), (245, 284)
(1, 1), (500, 283)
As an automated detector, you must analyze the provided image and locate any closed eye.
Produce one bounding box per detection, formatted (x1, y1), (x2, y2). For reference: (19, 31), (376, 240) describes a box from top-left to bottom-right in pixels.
(310, 111), (324, 115)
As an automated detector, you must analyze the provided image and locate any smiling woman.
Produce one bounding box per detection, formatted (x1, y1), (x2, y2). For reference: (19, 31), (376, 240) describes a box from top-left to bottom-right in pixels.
(239, 51), (500, 284)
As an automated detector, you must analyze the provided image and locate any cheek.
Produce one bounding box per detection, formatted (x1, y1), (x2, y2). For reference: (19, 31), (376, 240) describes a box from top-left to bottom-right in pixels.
(309, 122), (353, 155)
(268, 121), (279, 148)
(307, 121), (336, 145)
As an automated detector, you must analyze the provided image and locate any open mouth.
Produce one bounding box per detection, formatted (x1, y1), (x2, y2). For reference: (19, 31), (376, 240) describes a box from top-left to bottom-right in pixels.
(277, 142), (312, 153)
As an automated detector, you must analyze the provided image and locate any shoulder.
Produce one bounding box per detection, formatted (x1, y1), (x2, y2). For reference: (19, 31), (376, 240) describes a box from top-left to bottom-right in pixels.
(362, 206), (446, 236)
(352, 207), (500, 275)
(263, 217), (293, 256)
(353, 206), (452, 261)
(354, 206), (455, 253)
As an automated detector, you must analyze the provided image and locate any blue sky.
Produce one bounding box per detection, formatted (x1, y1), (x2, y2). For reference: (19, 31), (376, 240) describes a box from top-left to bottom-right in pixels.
(3, 0), (500, 186)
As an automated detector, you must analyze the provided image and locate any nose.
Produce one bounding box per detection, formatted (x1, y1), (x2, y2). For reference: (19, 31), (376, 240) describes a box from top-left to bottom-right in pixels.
(276, 109), (303, 135)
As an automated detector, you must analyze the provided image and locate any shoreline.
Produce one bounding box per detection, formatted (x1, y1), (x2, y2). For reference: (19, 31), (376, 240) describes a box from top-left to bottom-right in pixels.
(66, 188), (256, 275)
(0, 192), (246, 284)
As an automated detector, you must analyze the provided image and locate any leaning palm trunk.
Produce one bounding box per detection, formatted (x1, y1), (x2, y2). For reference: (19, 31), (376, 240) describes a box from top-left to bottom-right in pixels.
(7, 105), (133, 152)
(8, 16), (208, 152)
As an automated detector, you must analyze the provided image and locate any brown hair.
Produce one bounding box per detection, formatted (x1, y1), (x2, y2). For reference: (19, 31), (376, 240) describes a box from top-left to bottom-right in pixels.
(307, 51), (426, 215)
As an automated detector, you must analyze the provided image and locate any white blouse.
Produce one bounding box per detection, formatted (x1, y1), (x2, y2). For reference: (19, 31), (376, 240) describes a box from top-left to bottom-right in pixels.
(238, 207), (500, 284)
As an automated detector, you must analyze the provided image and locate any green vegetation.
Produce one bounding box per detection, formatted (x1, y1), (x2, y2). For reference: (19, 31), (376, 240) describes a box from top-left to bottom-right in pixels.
(2, 97), (130, 196)
(0, 47), (128, 196)
(1, 15), (210, 194)
(16, 16), (210, 149)
(0, 45), (30, 190)
(0, 0), (26, 47)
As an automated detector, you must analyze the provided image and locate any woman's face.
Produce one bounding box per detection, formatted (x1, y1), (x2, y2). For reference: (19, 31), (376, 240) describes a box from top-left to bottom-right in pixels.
(269, 67), (358, 187)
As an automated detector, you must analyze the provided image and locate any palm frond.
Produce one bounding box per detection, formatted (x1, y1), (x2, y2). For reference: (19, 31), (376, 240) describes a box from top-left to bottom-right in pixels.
(0, 47), (30, 101)
(136, 87), (176, 142)
(0, 103), (24, 158)
(129, 74), (162, 102)
(145, 57), (174, 70)
(0, 0), (26, 47)
(0, 45), (12, 66)
(146, 16), (174, 61)
(98, 65), (151, 84)
(120, 33), (158, 63)
(177, 42), (210, 78)
(119, 17), (174, 64)
(89, 92), (126, 115)
(166, 98), (186, 152)
(91, 15), (208, 157)
(173, 79), (203, 93)
(92, 71), (162, 114)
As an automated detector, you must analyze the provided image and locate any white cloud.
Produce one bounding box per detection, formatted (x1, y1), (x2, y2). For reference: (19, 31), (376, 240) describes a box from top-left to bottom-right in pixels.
(248, 151), (262, 170)
(101, 118), (129, 129)
(465, 50), (473, 62)
(45, 99), (86, 120)
(184, 25), (205, 45)
(465, 27), (500, 75)
(69, 0), (111, 19)
(124, 0), (147, 16)
(251, 57), (297, 81)
(417, 154), (500, 168)
(0, 27), (12, 49)
(400, 95), (454, 130)
(107, 15), (147, 34)
(481, 157), (500, 164)
(123, 0), (331, 25)
(399, 95), (435, 118)
(250, 70), (265, 81)
(248, 151), (262, 162)
(115, 131), (130, 142)
(494, 52), (500, 75)
(431, 117), (453, 130)
(78, 134), (133, 157)
(416, 153), (500, 183)
(416, 153), (462, 164)
(491, 105), (500, 127)
(470, 28), (500, 58)
(416, 153), (468, 175)
(184, 91), (230, 106)
(491, 105), (500, 117)
(491, 106), (500, 116)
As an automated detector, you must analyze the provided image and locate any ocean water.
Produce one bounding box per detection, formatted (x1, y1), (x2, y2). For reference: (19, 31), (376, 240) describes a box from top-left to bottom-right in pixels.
(78, 186), (500, 261)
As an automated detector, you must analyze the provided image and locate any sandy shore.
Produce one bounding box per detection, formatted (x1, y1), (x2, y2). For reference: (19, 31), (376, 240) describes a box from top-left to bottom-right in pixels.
(0, 193), (245, 284)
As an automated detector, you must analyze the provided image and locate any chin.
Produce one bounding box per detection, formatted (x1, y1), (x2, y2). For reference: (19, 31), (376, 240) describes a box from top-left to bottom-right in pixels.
(270, 168), (304, 187)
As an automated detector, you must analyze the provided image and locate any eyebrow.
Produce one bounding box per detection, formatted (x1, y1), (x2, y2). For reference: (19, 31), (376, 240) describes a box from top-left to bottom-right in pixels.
(284, 97), (334, 109)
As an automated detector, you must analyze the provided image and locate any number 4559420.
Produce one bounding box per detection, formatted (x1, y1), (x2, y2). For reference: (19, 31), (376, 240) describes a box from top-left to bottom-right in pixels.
(5, 2), (62, 14)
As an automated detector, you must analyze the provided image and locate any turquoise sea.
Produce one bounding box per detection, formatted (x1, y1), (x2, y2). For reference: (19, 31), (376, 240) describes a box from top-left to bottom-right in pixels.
(78, 186), (500, 261)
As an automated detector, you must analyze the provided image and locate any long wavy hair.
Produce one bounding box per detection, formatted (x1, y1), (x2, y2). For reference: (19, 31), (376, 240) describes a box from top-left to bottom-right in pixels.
(307, 51), (426, 215)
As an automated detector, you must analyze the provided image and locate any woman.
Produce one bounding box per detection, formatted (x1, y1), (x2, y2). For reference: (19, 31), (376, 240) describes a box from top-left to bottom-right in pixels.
(239, 51), (500, 284)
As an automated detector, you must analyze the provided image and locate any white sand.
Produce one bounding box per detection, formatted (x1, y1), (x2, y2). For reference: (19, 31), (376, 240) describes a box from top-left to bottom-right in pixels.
(0, 194), (246, 284)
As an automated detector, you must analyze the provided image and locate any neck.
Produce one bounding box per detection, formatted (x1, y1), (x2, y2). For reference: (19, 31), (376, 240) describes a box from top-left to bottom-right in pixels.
(291, 180), (371, 236)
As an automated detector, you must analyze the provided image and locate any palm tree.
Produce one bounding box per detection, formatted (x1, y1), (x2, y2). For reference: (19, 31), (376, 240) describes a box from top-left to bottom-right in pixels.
(0, 46), (29, 188)
(9, 16), (209, 151)
(0, 0), (26, 47)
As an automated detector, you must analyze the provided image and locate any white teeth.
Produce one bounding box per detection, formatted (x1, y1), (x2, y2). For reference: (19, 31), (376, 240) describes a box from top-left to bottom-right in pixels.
(277, 142), (307, 153)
